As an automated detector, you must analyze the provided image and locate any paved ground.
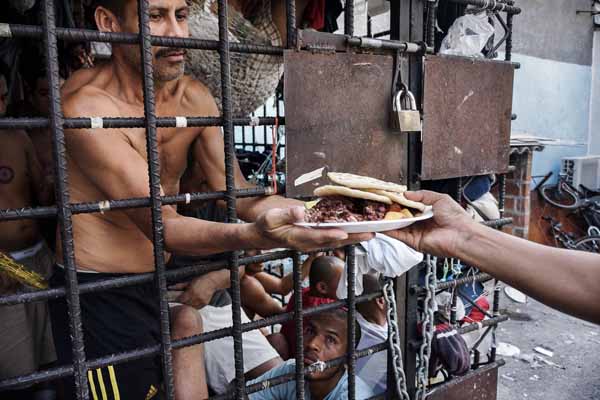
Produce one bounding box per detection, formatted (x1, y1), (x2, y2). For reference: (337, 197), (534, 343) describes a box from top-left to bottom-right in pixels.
(496, 294), (600, 400)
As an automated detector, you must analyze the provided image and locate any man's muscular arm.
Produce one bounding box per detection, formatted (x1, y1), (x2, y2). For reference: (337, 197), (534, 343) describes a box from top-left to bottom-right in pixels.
(188, 82), (300, 221)
(64, 91), (363, 256)
(387, 191), (600, 324)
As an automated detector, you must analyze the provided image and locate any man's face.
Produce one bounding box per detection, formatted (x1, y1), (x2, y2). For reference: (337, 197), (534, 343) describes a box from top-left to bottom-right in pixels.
(303, 313), (347, 381)
(0, 76), (8, 117)
(111, 0), (190, 82)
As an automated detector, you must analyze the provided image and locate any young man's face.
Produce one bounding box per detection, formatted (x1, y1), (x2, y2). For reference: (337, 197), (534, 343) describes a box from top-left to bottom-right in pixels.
(103, 0), (190, 82)
(303, 313), (347, 381)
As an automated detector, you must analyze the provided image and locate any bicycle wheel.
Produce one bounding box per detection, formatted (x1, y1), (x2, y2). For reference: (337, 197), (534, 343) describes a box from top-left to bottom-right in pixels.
(540, 184), (579, 209)
(573, 236), (600, 253)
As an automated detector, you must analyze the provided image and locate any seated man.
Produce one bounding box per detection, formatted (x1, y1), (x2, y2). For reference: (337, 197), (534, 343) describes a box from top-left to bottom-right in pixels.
(355, 274), (388, 396)
(276, 255), (344, 359)
(240, 252), (321, 319)
(248, 308), (375, 399)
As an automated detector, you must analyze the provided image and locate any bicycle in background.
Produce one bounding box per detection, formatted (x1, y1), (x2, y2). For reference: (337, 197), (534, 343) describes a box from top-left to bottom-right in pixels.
(535, 172), (600, 253)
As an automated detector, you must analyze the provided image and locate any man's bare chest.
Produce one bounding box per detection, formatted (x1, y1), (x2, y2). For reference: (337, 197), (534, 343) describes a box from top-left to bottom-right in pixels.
(126, 126), (197, 187)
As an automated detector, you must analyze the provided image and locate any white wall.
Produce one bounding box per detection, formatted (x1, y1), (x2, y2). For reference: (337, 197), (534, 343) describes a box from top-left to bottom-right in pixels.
(589, 31), (600, 155)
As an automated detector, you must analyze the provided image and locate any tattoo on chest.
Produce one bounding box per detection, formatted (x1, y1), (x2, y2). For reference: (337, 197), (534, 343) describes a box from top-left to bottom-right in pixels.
(0, 166), (15, 184)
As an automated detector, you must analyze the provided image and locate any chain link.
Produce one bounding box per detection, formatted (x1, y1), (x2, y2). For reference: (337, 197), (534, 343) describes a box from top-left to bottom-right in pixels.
(415, 255), (438, 400)
(383, 278), (410, 400)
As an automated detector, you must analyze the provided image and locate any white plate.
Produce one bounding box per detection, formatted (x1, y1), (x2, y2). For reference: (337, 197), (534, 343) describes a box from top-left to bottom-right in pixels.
(295, 207), (433, 233)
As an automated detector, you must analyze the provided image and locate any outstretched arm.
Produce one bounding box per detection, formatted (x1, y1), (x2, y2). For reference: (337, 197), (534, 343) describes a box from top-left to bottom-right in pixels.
(255, 252), (319, 295)
(387, 191), (600, 324)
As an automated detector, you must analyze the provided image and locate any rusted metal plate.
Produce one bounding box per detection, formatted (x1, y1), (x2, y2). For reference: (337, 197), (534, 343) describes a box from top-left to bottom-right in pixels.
(428, 361), (503, 400)
(422, 55), (514, 180)
(284, 50), (407, 197)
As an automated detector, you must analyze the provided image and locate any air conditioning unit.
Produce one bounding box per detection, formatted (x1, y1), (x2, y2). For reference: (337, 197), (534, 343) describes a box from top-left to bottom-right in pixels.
(561, 156), (600, 191)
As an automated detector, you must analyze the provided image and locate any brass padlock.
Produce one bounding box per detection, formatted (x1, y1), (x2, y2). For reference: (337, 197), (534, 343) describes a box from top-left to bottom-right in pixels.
(394, 88), (422, 133)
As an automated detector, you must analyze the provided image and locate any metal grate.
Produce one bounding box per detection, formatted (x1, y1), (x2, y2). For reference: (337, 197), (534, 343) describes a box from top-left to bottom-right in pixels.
(0, 0), (521, 399)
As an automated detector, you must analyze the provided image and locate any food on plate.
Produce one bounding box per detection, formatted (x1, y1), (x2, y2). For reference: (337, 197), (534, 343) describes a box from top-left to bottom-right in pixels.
(304, 173), (425, 223)
(327, 172), (408, 193)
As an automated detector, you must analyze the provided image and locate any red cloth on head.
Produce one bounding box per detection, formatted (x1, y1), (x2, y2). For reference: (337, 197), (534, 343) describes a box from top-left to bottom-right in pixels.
(280, 287), (335, 357)
(303, 0), (326, 30)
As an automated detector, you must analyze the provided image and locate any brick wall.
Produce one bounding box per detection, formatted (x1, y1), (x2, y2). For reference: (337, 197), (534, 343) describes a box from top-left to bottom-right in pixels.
(502, 150), (534, 238)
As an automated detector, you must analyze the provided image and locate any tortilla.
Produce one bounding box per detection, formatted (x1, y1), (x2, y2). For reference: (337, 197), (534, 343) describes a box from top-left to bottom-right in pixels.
(367, 189), (427, 212)
(314, 185), (393, 205)
(327, 172), (408, 193)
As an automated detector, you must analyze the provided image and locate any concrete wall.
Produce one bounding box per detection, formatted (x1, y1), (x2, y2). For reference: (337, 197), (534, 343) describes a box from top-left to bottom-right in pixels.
(510, 0), (593, 66)
(507, 0), (595, 179)
(589, 31), (600, 155)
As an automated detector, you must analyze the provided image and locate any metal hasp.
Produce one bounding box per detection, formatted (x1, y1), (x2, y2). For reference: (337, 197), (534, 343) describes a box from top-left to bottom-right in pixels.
(428, 360), (505, 400)
(284, 50), (407, 197)
(421, 55), (515, 180)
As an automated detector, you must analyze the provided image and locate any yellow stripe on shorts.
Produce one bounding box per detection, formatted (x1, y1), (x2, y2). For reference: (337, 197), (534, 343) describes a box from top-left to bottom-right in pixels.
(87, 370), (99, 400)
(96, 368), (108, 400)
(108, 365), (121, 400)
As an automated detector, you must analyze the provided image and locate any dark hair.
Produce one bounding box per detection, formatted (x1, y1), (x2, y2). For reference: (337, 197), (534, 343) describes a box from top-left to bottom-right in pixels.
(361, 273), (383, 295)
(94, 0), (127, 19)
(357, 274), (384, 315)
(309, 256), (343, 288)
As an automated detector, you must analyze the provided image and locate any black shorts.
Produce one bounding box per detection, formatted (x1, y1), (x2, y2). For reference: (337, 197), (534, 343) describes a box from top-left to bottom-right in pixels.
(49, 267), (163, 400)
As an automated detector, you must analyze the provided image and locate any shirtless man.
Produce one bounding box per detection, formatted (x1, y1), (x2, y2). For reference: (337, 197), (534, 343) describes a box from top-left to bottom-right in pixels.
(0, 72), (55, 392)
(49, 1), (370, 399)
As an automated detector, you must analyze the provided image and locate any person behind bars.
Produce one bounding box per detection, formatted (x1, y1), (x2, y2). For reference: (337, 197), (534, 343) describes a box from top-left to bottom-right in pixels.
(52, 1), (372, 399)
(247, 308), (375, 400)
(0, 69), (56, 398)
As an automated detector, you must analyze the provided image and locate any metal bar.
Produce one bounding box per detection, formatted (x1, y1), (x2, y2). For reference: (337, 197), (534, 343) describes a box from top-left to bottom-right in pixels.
(292, 251), (305, 399)
(490, 281), (501, 361)
(0, 23), (284, 55)
(0, 116), (284, 130)
(345, 0), (355, 36)
(413, 272), (492, 295)
(346, 37), (427, 53)
(453, 315), (508, 336)
(41, 1), (88, 398)
(0, 187), (271, 221)
(482, 217), (512, 228)
(450, 289), (458, 325)
(136, 0), (175, 398)
(506, 11), (514, 60)
(346, 245), (357, 400)
(215, 0), (245, 397)
(0, 291), (383, 391)
(447, 0), (521, 14)
(0, 250), (292, 306)
(286, 0), (297, 48)
(426, 0), (438, 48)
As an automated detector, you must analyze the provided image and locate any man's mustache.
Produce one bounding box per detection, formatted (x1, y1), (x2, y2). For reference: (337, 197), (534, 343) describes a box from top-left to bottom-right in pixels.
(155, 48), (187, 58)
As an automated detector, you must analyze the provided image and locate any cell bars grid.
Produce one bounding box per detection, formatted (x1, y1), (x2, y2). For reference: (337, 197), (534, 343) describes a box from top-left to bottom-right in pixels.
(0, 0), (521, 399)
